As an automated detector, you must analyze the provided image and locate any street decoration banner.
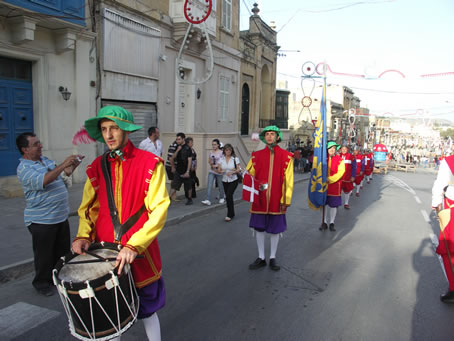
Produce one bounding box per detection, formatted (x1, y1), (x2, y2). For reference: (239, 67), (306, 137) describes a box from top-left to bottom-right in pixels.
(308, 77), (328, 209)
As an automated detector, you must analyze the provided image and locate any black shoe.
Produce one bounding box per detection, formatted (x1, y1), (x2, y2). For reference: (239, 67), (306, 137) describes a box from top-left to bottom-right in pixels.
(185, 199), (193, 205)
(319, 223), (328, 231)
(35, 286), (54, 297)
(329, 223), (336, 231)
(269, 258), (281, 271)
(249, 258), (266, 270)
(440, 290), (454, 303)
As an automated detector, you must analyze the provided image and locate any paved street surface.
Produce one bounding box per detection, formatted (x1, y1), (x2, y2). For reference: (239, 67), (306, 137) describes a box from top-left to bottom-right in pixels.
(1, 170), (454, 340)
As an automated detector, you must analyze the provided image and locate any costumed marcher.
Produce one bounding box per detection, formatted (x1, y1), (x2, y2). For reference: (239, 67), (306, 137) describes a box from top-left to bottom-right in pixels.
(364, 148), (374, 183)
(432, 151), (454, 303)
(72, 106), (170, 340)
(353, 147), (365, 197)
(340, 145), (356, 209)
(320, 141), (345, 231)
(247, 126), (294, 271)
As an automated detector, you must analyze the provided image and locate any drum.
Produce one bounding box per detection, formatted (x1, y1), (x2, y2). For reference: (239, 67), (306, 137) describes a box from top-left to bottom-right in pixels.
(53, 242), (139, 341)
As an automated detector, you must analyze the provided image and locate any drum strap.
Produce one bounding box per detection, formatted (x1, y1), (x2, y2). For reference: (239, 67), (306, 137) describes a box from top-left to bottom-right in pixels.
(101, 152), (146, 242)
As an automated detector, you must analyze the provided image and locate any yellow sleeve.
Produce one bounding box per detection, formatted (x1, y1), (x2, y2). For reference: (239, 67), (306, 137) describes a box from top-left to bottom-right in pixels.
(126, 162), (170, 253)
(281, 157), (294, 206)
(77, 178), (99, 240)
(328, 159), (345, 184)
(246, 158), (255, 176)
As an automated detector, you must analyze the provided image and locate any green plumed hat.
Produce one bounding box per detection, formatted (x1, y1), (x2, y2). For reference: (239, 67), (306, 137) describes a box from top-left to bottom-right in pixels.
(259, 125), (283, 144)
(84, 106), (142, 142)
(327, 140), (341, 150)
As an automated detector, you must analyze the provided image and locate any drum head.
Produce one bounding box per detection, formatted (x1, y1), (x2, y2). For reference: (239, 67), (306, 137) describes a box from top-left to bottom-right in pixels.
(59, 249), (118, 283)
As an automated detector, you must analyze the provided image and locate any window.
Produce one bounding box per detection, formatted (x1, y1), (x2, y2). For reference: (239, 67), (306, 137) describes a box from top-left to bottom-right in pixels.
(222, 0), (232, 31)
(219, 75), (230, 121)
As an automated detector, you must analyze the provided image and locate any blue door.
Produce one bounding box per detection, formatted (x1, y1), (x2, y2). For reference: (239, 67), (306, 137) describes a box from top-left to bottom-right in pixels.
(0, 57), (33, 176)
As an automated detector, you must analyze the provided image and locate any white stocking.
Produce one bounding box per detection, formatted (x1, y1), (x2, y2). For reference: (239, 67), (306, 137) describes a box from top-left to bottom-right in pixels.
(255, 231), (265, 260)
(270, 234), (279, 259)
(344, 191), (351, 205)
(324, 206), (329, 224)
(329, 206), (337, 224)
(143, 313), (161, 341)
(356, 184), (361, 193)
(341, 192), (346, 205)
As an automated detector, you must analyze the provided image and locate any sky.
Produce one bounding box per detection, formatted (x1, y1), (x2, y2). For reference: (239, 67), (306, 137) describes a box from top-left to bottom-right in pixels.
(239, 0), (454, 123)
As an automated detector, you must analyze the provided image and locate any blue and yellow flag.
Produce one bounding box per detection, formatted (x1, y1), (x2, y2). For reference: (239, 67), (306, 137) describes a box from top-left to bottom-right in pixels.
(307, 78), (328, 209)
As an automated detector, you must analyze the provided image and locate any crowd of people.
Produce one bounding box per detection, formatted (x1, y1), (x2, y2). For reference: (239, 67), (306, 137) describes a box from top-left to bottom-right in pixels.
(14, 104), (454, 341)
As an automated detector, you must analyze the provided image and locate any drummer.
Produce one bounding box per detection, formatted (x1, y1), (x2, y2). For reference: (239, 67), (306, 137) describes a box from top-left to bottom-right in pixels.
(72, 106), (170, 341)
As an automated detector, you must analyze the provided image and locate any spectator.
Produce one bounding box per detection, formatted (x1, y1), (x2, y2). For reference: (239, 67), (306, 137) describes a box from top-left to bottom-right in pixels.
(201, 139), (225, 206)
(139, 126), (162, 157)
(218, 144), (241, 222)
(169, 135), (193, 205)
(293, 147), (301, 172)
(165, 133), (185, 181)
(16, 132), (83, 296)
(185, 137), (198, 199)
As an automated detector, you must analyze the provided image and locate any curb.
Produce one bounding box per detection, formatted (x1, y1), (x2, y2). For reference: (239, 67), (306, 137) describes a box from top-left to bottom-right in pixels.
(0, 175), (309, 284)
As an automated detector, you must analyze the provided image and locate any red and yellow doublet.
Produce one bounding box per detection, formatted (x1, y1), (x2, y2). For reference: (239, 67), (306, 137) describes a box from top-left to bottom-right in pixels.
(436, 155), (454, 290)
(246, 145), (294, 214)
(76, 141), (170, 288)
(364, 152), (374, 176)
(341, 152), (355, 193)
(327, 154), (345, 197)
(354, 154), (365, 185)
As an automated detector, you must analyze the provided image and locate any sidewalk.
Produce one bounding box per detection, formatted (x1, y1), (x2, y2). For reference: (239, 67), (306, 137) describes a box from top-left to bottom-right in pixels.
(0, 172), (310, 282)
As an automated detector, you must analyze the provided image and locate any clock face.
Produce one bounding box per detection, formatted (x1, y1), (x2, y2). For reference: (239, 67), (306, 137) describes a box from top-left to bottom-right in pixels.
(301, 96), (312, 107)
(184, 0), (212, 24)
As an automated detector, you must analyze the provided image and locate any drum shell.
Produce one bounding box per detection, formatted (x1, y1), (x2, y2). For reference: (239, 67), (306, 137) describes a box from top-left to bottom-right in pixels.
(54, 243), (138, 339)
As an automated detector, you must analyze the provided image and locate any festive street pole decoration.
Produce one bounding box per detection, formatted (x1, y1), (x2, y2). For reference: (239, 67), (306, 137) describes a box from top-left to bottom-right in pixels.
(176, 0), (214, 85)
(299, 61), (321, 127)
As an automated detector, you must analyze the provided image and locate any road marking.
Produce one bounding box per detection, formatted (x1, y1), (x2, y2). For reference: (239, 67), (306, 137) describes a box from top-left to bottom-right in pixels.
(0, 302), (60, 340)
(421, 209), (431, 223)
(414, 195), (421, 204)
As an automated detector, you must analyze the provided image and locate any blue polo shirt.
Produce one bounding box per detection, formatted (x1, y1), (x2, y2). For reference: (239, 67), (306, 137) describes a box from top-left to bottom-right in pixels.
(17, 156), (69, 226)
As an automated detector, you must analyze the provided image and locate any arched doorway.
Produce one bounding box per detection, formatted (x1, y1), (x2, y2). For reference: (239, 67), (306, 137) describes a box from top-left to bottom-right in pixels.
(241, 83), (250, 135)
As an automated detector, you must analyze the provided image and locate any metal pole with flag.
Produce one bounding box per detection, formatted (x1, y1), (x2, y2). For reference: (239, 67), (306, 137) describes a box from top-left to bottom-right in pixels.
(307, 73), (328, 210)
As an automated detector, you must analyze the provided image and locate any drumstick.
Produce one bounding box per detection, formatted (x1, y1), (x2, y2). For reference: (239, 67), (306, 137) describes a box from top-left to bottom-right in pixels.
(68, 254), (144, 265)
(83, 249), (145, 261)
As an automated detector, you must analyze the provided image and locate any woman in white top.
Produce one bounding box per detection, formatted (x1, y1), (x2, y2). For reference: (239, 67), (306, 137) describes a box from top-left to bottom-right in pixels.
(202, 139), (226, 205)
(218, 143), (241, 221)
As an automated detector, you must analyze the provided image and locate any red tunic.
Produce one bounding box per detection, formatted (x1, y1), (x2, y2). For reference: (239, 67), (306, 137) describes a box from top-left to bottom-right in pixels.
(354, 154), (365, 185)
(327, 154), (344, 197)
(249, 145), (293, 214)
(86, 141), (163, 288)
(341, 152), (355, 193)
(364, 152), (374, 176)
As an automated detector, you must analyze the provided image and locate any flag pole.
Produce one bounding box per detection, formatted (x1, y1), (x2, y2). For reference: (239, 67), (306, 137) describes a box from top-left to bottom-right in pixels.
(321, 61), (328, 227)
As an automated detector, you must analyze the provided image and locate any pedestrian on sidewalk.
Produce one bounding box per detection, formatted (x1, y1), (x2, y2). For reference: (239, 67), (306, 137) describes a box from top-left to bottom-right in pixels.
(218, 144), (241, 222)
(139, 126), (163, 157)
(16, 132), (84, 297)
(246, 126), (294, 271)
(185, 137), (199, 199)
(165, 133), (184, 181)
(72, 106), (169, 341)
(169, 134), (194, 205)
(320, 141), (345, 231)
(201, 139), (225, 206)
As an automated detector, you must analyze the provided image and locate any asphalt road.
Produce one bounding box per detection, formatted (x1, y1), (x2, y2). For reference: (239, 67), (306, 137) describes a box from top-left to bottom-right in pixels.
(1, 170), (453, 340)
